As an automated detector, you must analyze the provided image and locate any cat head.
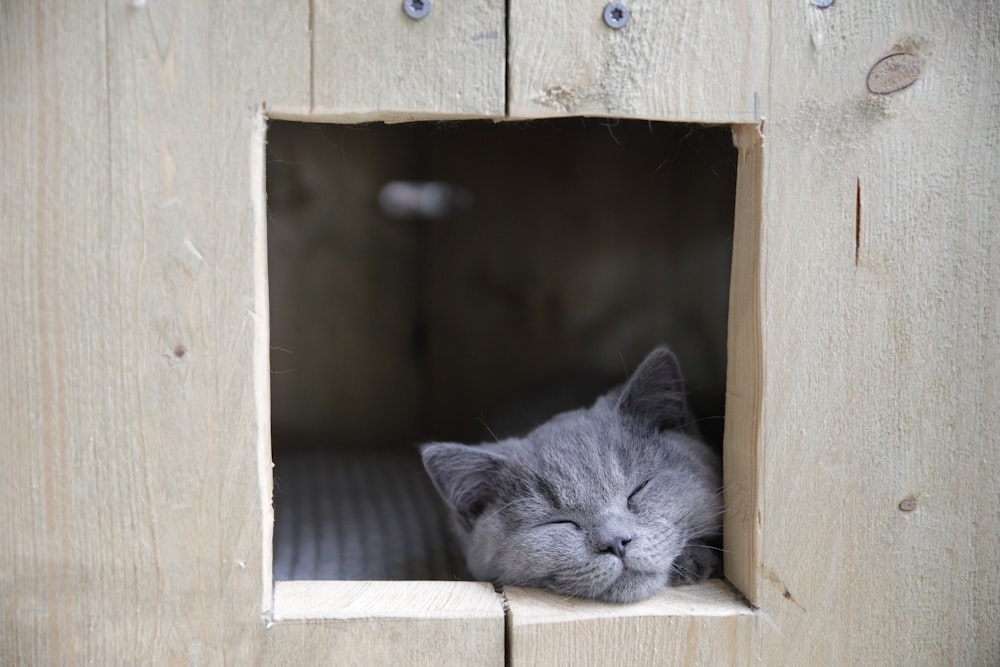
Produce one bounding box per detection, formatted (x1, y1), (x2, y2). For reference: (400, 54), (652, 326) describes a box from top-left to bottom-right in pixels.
(421, 346), (722, 603)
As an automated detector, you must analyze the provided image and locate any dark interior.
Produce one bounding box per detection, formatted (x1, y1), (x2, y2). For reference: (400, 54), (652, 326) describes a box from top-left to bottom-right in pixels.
(266, 118), (737, 581)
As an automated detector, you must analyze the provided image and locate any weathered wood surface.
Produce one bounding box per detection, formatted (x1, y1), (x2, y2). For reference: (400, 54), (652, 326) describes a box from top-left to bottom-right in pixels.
(2, 0), (998, 665)
(508, 0), (767, 122)
(749, 2), (1000, 663)
(504, 1), (1000, 664)
(0, 1), (308, 664)
(272, 580), (503, 620)
(504, 581), (754, 667)
(307, 0), (506, 121)
(264, 618), (503, 667)
(266, 581), (505, 667)
(723, 123), (765, 604)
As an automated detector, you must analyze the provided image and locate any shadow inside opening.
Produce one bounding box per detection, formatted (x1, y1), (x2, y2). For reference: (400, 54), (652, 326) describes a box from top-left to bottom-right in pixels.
(266, 118), (737, 581)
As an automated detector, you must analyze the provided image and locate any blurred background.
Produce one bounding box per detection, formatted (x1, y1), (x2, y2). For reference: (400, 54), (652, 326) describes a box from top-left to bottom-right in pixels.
(266, 118), (737, 453)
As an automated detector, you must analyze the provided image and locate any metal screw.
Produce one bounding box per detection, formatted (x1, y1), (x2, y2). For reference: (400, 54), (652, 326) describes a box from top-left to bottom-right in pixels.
(603, 2), (630, 29)
(813, 0), (835, 7)
(403, 0), (430, 20)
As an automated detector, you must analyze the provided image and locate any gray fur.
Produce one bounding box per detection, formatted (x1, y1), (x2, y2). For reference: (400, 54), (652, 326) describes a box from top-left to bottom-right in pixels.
(421, 346), (722, 603)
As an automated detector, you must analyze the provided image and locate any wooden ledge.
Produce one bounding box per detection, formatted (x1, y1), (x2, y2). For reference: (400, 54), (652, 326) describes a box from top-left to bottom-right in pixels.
(272, 578), (750, 623)
(268, 581), (506, 664)
(502, 579), (752, 623)
(271, 580), (505, 622)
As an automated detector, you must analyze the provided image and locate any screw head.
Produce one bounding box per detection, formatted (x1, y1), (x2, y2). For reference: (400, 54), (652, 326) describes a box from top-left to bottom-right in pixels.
(813, 0), (835, 7)
(403, 0), (430, 20)
(603, 2), (630, 29)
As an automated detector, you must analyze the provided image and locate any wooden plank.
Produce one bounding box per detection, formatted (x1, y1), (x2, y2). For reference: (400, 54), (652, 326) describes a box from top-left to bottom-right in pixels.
(723, 123), (765, 603)
(266, 582), (505, 666)
(754, 1), (1000, 664)
(508, 0), (767, 122)
(0, 6), (114, 663)
(271, 580), (504, 620)
(310, 0), (506, 121)
(0, 1), (309, 664)
(251, 110), (274, 614)
(504, 581), (754, 666)
(4, 1), (999, 665)
(265, 620), (504, 667)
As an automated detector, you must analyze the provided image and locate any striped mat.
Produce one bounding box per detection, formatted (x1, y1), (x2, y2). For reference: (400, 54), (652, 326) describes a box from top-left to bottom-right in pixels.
(272, 448), (467, 581)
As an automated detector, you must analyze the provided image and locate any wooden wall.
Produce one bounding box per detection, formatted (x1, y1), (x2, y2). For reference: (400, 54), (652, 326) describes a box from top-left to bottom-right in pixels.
(1, 1), (997, 665)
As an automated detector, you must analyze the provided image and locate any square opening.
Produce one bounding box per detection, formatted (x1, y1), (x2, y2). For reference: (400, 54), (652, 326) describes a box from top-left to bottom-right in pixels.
(264, 118), (738, 591)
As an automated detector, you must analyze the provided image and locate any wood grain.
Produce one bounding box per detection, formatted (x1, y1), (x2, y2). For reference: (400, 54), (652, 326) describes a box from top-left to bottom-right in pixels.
(266, 582), (504, 666)
(309, 0), (506, 121)
(752, 2), (1000, 663)
(504, 581), (754, 666)
(723, 123), (765, 603)
(272, 580), (503, 620)
(508, 0), (766, 122)
(504, 2), (1000, 665)
(0, 1), (309, 663)
(2, 0), (998, 665)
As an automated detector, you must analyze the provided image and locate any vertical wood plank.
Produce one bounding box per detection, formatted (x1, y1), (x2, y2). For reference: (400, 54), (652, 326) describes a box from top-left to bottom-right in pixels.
(311, 0), (505, 121)
(723, 123), (764, 604)
(0, 5), (115, 662)
(0, 1), (309, 663)
(508, 0), (766, 122)
(755, 1), (1000, 663)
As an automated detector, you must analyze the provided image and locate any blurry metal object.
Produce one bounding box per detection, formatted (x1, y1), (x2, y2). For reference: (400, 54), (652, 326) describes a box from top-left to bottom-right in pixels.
(377, 181), (473, 220)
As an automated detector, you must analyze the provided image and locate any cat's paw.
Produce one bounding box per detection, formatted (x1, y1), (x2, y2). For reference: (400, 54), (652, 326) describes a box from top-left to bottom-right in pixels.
(668, 541), (720, 585)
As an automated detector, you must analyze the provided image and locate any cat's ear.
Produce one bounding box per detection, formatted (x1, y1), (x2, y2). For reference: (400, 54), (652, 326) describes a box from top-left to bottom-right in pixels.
(617, 346), (690, 434)
(420, 443), (507, 528)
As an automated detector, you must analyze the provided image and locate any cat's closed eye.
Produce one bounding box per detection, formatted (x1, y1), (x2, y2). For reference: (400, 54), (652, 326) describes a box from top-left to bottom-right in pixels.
(627, 478), (652, 510)
(420, 345), (723, 603)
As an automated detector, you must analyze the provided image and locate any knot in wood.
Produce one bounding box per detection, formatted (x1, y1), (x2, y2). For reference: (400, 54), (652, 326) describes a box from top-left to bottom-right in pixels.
(867, 53), (923, 95)
(897, 496), (918, 512)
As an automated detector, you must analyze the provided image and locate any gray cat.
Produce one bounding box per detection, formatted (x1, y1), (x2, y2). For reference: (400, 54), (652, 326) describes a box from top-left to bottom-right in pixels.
(420, 346), (723, 603)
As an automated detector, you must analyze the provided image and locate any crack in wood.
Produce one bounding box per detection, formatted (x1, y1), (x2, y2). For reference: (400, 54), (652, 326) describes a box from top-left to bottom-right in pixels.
(855, 178), (861, 266)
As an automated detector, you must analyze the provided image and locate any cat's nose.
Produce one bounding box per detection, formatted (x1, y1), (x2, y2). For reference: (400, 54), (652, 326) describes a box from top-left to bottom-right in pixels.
(598, 535), (632, 558)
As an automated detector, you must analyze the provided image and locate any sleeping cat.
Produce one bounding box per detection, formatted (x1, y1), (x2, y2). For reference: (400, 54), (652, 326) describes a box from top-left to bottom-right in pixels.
(420, 346), (722, 603)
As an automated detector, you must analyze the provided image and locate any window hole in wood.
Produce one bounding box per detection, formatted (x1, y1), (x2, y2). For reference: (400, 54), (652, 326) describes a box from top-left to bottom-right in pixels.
(265, 118), (737, 584)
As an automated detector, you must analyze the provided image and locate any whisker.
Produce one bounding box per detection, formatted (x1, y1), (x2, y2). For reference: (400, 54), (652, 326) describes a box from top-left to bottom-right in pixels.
(476, 415), (501, 443)
(686, 543), (728, 554)
(481, 497), (536, 522)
